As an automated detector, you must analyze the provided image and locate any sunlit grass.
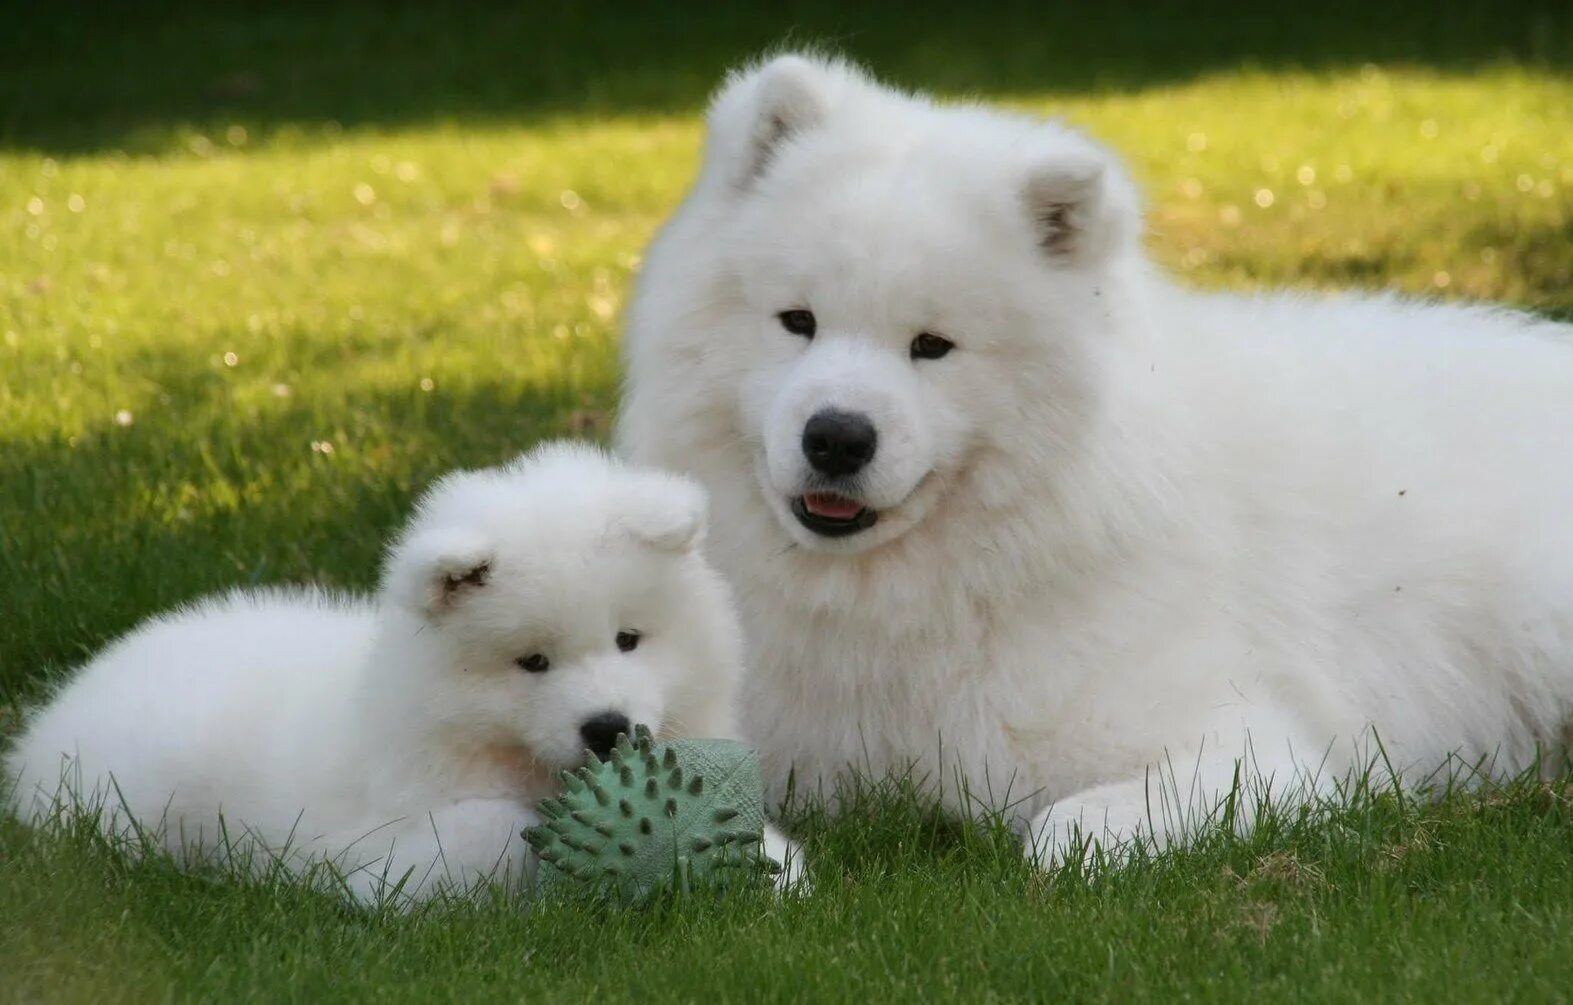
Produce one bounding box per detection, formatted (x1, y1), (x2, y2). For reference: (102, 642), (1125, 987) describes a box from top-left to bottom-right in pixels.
(4, 17), (1573, 1001)
(1059, 66), (1573, 305)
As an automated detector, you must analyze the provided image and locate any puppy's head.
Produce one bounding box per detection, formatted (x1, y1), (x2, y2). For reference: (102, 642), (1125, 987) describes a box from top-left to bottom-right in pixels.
(381, 443), (728, 768)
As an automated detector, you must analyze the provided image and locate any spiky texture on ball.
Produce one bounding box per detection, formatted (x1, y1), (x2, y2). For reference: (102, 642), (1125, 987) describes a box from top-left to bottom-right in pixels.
(523, 726), (779, 900)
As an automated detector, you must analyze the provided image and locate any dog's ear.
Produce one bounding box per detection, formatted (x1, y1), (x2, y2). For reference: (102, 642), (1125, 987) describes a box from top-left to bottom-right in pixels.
(385, 526), (495, 617)
(706, 54), (845, 191)
(1021, 137), (1141, 263)
(619, 474), (708, 553)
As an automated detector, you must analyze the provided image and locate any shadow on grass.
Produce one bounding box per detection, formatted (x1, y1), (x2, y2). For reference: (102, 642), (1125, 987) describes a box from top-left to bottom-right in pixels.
(4, 0), (1572, 154)
(0, 354), (617, 700)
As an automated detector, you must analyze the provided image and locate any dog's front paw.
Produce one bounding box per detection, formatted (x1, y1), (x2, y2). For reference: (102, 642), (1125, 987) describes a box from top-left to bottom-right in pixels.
(1024, 781), (1155, 871)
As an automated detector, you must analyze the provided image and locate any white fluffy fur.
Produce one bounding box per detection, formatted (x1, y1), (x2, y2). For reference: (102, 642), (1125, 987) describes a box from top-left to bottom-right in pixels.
(6, 443), (799, 900)
(617, 54), (1573, 864)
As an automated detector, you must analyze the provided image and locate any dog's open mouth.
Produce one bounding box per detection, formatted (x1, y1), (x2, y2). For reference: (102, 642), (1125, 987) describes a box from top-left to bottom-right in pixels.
(792, 492), (879, 537)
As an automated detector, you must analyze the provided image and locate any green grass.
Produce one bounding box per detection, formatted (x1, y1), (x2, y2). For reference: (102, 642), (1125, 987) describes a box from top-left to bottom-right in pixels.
(5, 772), (1573, 1001)
(3, 2), (1573, 1000)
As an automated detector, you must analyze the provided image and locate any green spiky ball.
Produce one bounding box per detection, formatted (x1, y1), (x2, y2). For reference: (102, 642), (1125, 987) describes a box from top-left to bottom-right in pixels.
(523, 726), (780, 900)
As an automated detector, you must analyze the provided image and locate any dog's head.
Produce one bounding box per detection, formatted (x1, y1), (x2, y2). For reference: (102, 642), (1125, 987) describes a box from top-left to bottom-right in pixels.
(381, 443), (737, 767)
(627, 55), (1144, 555)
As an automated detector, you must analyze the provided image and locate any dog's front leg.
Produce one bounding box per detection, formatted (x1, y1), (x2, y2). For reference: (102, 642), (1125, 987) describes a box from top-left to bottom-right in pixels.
(1023, 728), (1325, 869)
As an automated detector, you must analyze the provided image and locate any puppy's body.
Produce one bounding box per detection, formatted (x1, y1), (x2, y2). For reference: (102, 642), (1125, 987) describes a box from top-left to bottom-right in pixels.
(618, 55), (1573, 862)
(6, 445), (790, 900)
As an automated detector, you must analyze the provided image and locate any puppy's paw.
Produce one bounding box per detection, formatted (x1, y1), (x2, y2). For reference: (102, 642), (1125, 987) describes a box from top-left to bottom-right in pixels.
(762, 824), (811, 894)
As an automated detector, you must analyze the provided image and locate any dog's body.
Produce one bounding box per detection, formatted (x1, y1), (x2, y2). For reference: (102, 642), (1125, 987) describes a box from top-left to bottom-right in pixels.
(6, 445), (792, 899)
(618, 55), (1573, 862)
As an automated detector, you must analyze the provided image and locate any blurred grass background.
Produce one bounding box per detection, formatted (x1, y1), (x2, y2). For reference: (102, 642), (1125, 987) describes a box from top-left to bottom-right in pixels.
(3, 1), (1571, 690)
(2, 2), (1572, 1000)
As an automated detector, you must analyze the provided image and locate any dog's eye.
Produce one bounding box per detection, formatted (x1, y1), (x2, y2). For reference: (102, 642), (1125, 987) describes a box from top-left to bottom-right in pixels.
(615, 630), (641, 653)
(778, 309), (817, 338)
(515, 653), (550, 674)
(910, 332), (955, 360)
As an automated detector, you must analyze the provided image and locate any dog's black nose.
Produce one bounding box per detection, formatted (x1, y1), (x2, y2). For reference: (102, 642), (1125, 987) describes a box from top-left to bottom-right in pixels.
(802, 409), (878, 477)
(578, 712), (632, 759)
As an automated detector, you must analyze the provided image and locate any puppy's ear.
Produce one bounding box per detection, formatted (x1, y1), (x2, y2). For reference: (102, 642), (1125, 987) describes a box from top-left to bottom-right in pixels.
(1021, 137), (1140, 263)
(385, 526), (495, 617)
(707, 54), (843, 190)
(619, 475), (709, 553)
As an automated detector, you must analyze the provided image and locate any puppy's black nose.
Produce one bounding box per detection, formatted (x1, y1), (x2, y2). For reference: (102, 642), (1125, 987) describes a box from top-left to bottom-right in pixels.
(578, 711), (631, 759)
(802, 409), (878, 477)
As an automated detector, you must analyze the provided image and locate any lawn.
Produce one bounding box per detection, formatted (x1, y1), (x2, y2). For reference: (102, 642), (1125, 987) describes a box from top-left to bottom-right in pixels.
(3, 2), (1573, 1000)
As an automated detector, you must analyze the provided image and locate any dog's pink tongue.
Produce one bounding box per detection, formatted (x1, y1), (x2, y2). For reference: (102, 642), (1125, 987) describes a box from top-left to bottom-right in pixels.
(802, 493), (863, 519)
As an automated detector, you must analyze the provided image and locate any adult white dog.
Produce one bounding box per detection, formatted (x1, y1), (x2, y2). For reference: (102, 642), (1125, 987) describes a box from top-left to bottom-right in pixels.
(617, 53), (1573, 865)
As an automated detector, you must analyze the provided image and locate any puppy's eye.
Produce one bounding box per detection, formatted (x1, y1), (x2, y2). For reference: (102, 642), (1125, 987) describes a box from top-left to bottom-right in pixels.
(777, 309), (816, 338)
(910, 332), (955, 360)
(615, 630), (641, 653)
(515, 653), (550, 674)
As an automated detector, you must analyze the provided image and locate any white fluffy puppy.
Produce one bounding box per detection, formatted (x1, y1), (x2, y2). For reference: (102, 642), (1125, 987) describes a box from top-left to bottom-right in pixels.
(618, 54), (1573, 865)
(6, 443), (797, 901)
